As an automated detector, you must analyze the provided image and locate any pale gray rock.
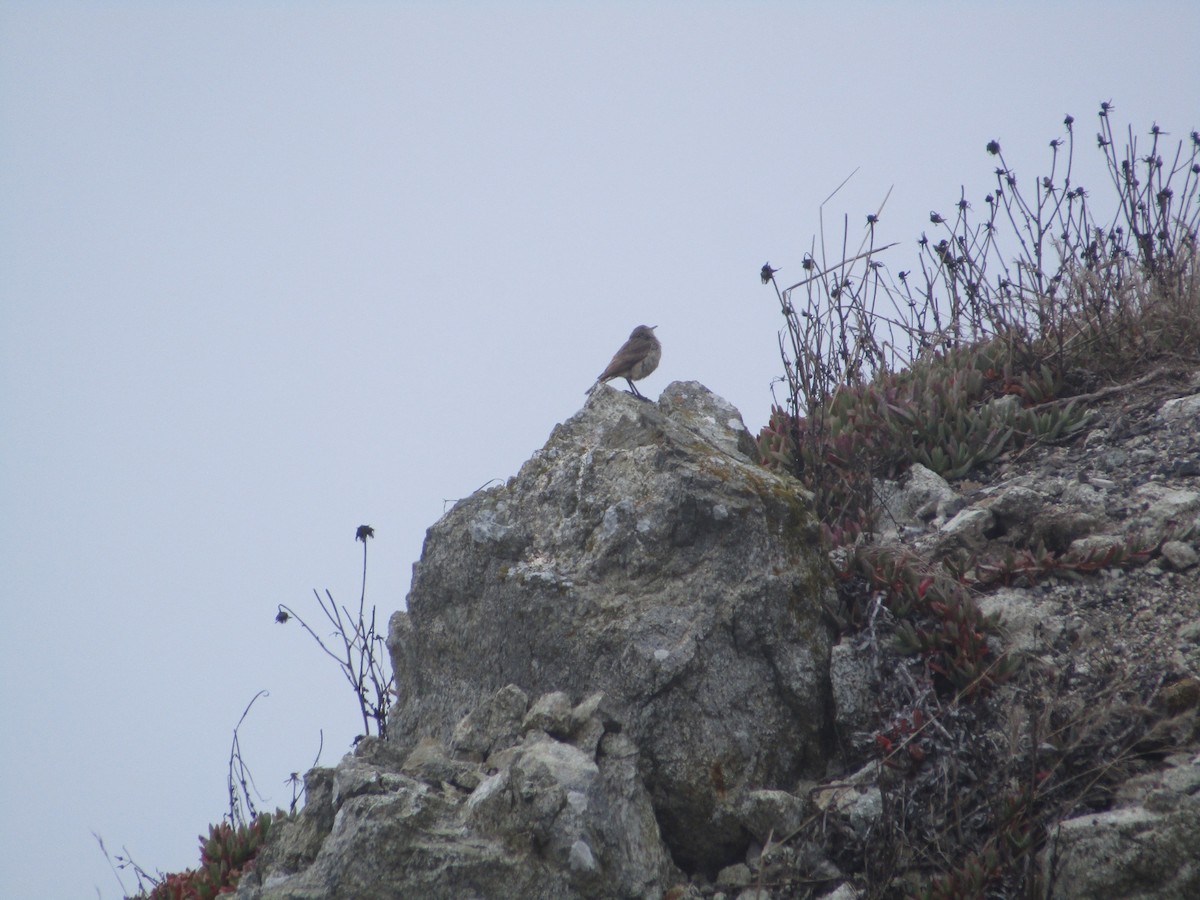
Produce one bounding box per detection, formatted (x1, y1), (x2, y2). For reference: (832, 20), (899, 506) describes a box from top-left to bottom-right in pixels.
(566, 691), (610, 758)
(249, 768), (335, 876)
(844, 786), (882, 838)
(388, 382), (834, 871)
(1042, 754), (1200, 899)
(986, 484), (1045, 524)
(448, 683), (528, 762)
(241, 762), (529, 900)
(1179, 620), (1200, 644)
(734, 789), (807, 844)
(238, 687), (678, 900)
(1061, 480), (1108, 518)
(569, 839), (598, 873)
(716, 862), (752, 888)
(977, 588), (1064, 655)
(936, 506), (994, 550)
(1160, 539), (1199, 571)
(1158, 392), (1200, 422)
(829, 639), (877, 743)
(1132, 484), (1200, 539)
(1069, 533), (1128, 560)
(400, 737), (482, 791)
(874, 463), (958, 530)
(811, 764), (882, 838)
(522, 690), (573, 738)
(467, 728), (673, 896)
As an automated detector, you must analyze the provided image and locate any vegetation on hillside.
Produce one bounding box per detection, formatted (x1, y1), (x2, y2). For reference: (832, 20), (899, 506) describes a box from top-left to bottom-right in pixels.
(756, 103), (1198, 897)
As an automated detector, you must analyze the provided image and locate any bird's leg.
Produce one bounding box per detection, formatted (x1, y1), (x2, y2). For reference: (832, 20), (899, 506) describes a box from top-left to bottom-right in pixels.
(625, 379), (647, 400)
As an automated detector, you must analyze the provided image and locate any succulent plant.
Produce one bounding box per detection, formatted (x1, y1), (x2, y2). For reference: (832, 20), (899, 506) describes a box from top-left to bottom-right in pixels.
(144, 812), (278, 900)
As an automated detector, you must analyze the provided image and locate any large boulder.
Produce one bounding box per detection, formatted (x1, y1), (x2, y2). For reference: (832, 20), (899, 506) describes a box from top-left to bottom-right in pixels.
(388, 382), (835, 871)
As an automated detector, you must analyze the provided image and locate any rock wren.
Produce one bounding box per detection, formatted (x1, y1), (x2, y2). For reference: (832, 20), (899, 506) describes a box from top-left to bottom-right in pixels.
(594, 325), (661, 400)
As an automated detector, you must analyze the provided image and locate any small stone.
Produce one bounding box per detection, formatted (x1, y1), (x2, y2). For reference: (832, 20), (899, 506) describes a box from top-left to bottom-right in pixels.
(1102, 449), (1128, 470)
(736, 789), (807, 844)
(939, 507), (994, 548)
(568, 839), (597, 872)
(1069, 534), (1125, 560)
(1160, 540), (1199, 571)
(716, 863), (752, 888)
(988, 485), (1044, 523)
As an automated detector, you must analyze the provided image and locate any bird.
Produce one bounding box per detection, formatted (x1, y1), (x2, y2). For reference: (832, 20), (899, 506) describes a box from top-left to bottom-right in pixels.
(593, 325), (661, 400)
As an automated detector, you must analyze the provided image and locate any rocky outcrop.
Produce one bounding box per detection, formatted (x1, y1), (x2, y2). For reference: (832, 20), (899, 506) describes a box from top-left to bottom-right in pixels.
(237, 382), (834, 897)
(238, 686), (678, 900)
(388, 382), (834, 871)
(242, 374), (1200, 898)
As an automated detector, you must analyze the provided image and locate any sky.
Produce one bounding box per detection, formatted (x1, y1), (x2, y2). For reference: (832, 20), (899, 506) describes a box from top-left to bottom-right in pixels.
(1, 2), (1196, 897)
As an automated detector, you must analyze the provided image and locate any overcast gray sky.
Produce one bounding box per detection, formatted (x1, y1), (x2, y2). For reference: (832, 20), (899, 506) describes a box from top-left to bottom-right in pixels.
(2, 3), (1196, 897)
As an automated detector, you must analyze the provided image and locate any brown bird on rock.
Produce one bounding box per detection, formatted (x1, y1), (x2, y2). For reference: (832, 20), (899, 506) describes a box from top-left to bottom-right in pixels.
(593, 325), (661, 400)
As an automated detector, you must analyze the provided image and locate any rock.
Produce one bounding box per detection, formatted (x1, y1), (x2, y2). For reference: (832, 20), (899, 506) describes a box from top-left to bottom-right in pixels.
(811, 764), (882, 838)
(936, 506), (994, 551)
(1061, 480), (1108, 518)
(1179, 620), (1200, 644)
(875, 463), (958, 530)
(734, 789), (807, 844)
(987, 484), (1045, 525)
(522, 690), (574, 738)
(248, 767), (335, 875)
(1158, 393), (1200, 421)
(1160, 540), (1199, 571)
(829, 639), (877, 743)
(239, 368), (1200, 897)
(242, 764), (504, 900)
(388, 382), (834, 871)
(238, 686), (678, 900)
(400, 737), (481, 791)
(716, 862), (752, 888)
(567, 691), (611, 757)
(1132, 484), (1200, 539)
(1042, 754), (1200, 899)
(1068, 533), (1128, 560)
(468, 728), (674, 896)
(449, 683), (528, 762)
(977, 588), (1064, 655)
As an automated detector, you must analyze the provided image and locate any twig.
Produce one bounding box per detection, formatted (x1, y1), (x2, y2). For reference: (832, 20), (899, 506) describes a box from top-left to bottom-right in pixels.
(781, 243), (900, 294)
(1033, 364), (1178, 408)
(228, 690), (269, 827)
